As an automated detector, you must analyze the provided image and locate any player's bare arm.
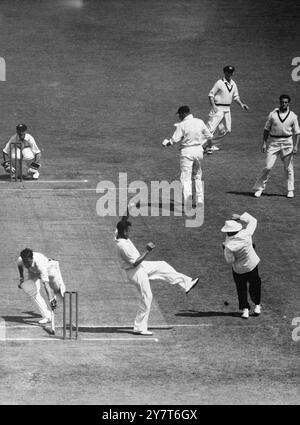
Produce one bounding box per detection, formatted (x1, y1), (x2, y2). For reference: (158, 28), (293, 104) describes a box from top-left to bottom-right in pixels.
(262, 129), (269, 152)
(43, 280), (56, 309)
(293, 134), (299, 154)
(235, 97), (249, 111)
(209, 95), (219, 113)
(18, 265), (24, 288)
(133, 242), (155, 267)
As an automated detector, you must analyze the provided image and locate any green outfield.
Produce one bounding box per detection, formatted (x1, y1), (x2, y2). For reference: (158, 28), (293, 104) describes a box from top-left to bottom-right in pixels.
(0, 0), (299, 405)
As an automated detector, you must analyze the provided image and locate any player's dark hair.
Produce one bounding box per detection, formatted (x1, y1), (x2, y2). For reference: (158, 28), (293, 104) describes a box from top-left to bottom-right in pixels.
(279, 94), (291, 102)
(20, 248), (33, 260)
(116, 220), (131, 235)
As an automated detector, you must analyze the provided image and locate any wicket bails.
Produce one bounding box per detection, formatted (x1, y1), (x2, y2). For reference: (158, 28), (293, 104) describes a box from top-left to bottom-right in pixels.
(9, 141), (23, 182)
(63, 291), (79, 339)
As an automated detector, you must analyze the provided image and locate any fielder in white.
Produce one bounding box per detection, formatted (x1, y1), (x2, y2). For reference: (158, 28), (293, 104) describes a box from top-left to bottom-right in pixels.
(115, 220), (199, 335)
(162, 105), (213, 206)
(205, 66), (249, 153)
(253, 94), (300, 198)
(17, 248), (66, 324)
(2, 124), (41, 180)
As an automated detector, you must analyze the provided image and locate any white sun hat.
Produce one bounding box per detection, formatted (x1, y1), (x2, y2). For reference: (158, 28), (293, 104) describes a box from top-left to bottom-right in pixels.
(221, 220), (242, 233)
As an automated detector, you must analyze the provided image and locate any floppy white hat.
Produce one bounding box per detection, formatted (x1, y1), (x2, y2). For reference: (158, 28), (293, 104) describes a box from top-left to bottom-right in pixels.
(221, 220), (242, 233)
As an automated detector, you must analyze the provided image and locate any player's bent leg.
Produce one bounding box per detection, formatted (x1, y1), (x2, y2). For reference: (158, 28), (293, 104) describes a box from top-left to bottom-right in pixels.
(21, 279), (51, 320)
(48, 261), (66, 298)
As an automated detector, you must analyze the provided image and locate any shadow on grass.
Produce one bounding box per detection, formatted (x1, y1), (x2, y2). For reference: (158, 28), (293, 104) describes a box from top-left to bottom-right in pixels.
(176, 310), (241, 318)
(227, 191), (286, 198)
(0, 174), (10, 181)
(2, 311), (41, 325)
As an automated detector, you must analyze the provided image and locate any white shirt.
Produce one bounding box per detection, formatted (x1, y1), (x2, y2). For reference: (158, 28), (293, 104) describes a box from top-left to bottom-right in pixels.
(170, 114), (213, 149)
(209, 78), (240, 111)
(223, 212), (260, 274)
(17, 252), (50, 282)
(115, 237), (140, 270)
(3, 133), (41, 156)
(264, 108), (300, 141)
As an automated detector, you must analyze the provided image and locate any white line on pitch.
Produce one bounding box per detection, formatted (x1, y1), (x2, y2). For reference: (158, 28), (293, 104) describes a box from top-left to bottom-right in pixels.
(26, 180), (89, 183)
(81, 338), (159, 342)
(2, 324), (213, 329)
(1, 337), (158, 342)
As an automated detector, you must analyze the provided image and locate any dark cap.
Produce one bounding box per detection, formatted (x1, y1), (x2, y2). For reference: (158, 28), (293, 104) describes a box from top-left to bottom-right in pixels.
(176, 105), (190, 115)
(223, 65), (235, 74)
(16, 124), (27, 133)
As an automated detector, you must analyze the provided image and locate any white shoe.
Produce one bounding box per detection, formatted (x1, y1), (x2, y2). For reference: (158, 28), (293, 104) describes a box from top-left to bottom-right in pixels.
(38, 317), (51, 324)
(254, 189), (263, 198)
(241, 308), (249, 319)
(133, 329), (153, 336)
(254, 305), (261, 315)
(287, 191), (294, 198)
(211, 145), (220, 151)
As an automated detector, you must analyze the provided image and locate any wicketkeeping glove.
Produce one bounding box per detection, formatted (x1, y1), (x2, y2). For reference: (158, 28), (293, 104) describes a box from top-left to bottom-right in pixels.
(2, 161), (14, 173)
(50, 297), (57, 310)
(30, 162), (41, 170)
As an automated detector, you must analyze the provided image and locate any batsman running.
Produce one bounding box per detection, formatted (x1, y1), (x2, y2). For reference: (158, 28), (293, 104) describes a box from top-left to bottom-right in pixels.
(2, 124), (41, 180)
(17, 248), (66, 326)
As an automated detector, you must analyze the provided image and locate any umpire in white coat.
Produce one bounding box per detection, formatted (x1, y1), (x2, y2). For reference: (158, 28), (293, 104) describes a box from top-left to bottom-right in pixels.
(221, 212), (261, 319)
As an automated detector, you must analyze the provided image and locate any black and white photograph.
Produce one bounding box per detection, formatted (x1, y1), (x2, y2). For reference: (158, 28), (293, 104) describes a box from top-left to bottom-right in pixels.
(0, 0), (300, 408)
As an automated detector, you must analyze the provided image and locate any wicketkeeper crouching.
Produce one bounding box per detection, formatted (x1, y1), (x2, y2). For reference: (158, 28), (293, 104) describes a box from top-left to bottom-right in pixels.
(2, 124), (41, 180)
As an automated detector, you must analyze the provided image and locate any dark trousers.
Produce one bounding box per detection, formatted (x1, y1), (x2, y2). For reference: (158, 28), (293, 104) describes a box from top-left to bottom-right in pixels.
(232, 266), (261, 310)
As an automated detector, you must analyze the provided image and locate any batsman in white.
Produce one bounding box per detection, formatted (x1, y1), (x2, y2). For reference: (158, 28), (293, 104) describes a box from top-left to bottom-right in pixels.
(2, 124), (41, 179)
(17, 248), (66, 324)
(205, 66), (249, 153)
(162, 105), (213, 206)
(253, 94), (300, 198)
(115, 219), (200, 335)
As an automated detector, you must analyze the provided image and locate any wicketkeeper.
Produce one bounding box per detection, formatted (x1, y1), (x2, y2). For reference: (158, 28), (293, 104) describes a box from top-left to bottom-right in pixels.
(2, 124), (41, 180)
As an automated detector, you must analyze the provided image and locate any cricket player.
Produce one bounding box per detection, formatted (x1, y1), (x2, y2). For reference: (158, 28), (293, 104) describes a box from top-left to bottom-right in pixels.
(205, 66), (249, 153)
(115, 220), (200, 335)
(162, 105), (213, 206)
(253, 94), (300, 198)
(221, 212), (261, 319)
(17, 248), (66, 324)
(2, 124), (41, 180)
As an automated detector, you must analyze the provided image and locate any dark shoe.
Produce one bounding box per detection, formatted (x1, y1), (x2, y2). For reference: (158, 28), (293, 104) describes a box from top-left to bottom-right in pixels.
(186, 278), (199, 295)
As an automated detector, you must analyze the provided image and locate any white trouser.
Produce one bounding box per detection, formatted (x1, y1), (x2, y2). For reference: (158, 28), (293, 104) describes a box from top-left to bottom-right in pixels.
(21, 278), (52, 320)
(180, 145), (204, 203)
(21, 261), (65, 319)
(206, 108), (231, 144)
(9, 148), (39, 179)
(253, 140), (294, 191)
(126, 260), (194, 332)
